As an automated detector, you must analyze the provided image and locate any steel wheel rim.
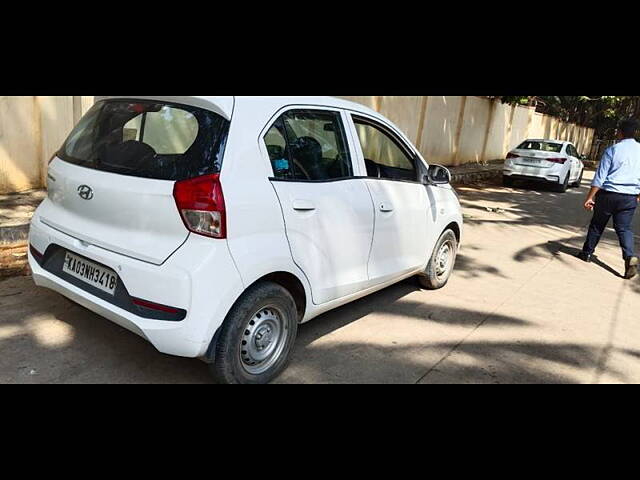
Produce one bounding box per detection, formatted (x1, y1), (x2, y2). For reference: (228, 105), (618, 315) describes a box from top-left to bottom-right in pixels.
(239, 305), (288, 375)
(435, 240), (454, 279)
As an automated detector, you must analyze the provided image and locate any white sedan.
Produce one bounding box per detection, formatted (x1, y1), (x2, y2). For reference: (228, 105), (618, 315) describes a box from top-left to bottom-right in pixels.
(503, 139), (585, 192)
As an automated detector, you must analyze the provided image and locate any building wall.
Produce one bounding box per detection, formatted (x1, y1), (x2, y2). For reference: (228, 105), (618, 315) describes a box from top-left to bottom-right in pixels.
(456, 96), (492, 164)
(419, 96), (465, 166)
(340, 96), (595, 167)
(0, 95), (595, 194)
(0, 97), (40, 194)
(483, 100), (512, 163)
(0, 96), (94, 193)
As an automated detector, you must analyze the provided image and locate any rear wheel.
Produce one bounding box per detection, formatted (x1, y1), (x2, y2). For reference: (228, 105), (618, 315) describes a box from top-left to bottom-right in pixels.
(555, 172), (569, 193)
(418, 229), (458, 290)
(210, 281), (298, 384)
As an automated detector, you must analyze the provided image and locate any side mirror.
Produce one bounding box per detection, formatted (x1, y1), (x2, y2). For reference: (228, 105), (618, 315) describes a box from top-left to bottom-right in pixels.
(425, 164), (451, 185)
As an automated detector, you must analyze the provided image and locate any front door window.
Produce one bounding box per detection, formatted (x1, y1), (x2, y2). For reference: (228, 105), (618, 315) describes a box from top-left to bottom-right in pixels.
(265, 110), (353, 181)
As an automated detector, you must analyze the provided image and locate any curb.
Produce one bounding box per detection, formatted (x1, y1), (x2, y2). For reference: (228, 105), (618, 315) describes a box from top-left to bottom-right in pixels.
(451, 167), (503, 186)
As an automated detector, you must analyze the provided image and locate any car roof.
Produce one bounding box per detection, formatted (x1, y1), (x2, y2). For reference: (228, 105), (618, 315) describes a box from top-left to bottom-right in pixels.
(95, 96), (236, 120)
(522, 139), (569, 144)
(95, 96), (380, 122)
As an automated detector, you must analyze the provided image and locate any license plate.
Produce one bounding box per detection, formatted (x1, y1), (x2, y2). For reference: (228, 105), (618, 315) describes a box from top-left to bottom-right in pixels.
(62, 252), (118, 295)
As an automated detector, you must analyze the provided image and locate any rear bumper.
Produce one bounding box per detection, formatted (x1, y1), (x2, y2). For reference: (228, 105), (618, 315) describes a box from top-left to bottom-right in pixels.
(29, 215), (245, 358)
(503, 172), (561, 183)
(503, 164), (564, 183)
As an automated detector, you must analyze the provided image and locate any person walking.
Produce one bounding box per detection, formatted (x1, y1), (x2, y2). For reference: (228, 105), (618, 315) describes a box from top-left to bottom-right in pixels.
(578, 119), (640, 279)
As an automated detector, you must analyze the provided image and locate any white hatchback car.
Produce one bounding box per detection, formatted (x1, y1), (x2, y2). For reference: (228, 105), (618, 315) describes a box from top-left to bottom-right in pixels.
(28, 96), (463, 384)
(503, 139), (585, 192)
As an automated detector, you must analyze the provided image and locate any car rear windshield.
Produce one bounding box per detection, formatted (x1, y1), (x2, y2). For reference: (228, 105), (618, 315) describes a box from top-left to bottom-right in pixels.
(58, 99), (230, 181)
(517, 141), (563, 153)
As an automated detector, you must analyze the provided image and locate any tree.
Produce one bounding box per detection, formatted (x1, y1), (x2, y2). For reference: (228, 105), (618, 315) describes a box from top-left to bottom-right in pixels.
(490, 96), (640, 140)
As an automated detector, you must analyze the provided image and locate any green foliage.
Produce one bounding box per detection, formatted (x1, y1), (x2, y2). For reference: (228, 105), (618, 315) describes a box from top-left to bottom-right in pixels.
(490, 96), (640, 140)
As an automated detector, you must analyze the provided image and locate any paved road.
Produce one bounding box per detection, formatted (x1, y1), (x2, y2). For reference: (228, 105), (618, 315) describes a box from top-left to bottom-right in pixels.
(3, 171), (640, 384)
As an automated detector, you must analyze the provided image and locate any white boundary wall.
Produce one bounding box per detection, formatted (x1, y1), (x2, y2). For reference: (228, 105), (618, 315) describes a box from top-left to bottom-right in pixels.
(0, 96), (595, 194)
(340, 96), (595, 167)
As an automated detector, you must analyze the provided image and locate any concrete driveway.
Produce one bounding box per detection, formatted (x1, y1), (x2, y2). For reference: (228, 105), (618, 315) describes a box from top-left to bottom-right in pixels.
(2, 171), (640, 384)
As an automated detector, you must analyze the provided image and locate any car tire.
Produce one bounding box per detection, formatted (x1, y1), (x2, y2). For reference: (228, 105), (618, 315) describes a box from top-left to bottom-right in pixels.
(210, 281), (299, 384)
(502, 176), (514, 187)
(555, 172), (569, 193)
(571, 168), (584, 187)
(418, 229), (458, 290)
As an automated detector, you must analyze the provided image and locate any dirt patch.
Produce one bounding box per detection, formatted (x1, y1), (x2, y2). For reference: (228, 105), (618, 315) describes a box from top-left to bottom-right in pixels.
(0, 245), (30, 279)
(0, 189), (46, 228)
(449, 161), (504, 187)
(452, 174), (503, 189)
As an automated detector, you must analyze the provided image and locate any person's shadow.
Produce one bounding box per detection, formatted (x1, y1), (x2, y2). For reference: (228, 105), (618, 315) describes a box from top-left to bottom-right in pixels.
(549, 242), (624, 278)
(591, 256), (624, 278)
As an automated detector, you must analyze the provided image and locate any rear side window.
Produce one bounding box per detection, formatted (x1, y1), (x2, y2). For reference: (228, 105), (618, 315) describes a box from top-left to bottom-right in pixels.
(264, 110), (353, 181)
(568, 144), (578, 157)
(353, 116), (417, 181)
(59, 99), (230, 181)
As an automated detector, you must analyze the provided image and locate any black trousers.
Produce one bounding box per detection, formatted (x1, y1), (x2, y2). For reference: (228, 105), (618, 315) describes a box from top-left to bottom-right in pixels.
(582, 190), (638, 259)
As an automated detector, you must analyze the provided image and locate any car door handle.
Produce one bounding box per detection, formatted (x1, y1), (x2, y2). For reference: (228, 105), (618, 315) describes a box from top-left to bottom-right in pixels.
(292, 200), (316, 211)
(380, 203), (394, 212)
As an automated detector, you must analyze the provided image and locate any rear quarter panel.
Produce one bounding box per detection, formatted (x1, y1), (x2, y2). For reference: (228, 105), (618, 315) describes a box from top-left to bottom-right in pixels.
(220, 99), (313, 314)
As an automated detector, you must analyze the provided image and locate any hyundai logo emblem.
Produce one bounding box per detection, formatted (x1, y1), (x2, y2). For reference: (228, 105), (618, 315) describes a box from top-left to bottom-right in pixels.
(77, 185), (94, 200)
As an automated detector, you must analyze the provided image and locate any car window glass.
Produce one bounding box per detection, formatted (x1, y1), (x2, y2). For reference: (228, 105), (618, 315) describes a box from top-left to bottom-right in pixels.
(59, 99), (229, 181)
(265, 118), (290, 177)
(264, 110), (352, 181)
(571, 145), (579, 157)
(353, 117), (417, 181)
(123, 105), (199, 154)
(517, 141), (563, 153)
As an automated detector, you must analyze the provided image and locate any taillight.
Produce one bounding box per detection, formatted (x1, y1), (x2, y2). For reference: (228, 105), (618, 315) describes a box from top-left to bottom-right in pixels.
(173, 174), (226, 239)
(506, 152), (518, 159)
(546, 157), (567, 164)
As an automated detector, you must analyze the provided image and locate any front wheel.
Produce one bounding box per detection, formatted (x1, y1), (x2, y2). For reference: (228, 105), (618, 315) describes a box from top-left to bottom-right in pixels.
(418, 229), (458, 290)
(571, 167), (584, 187)
(210, 281), (299, 384)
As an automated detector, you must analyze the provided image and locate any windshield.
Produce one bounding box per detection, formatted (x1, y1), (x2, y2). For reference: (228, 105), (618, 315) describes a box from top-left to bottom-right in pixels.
(517, 141), (563, 153)
(58, 99), (230, 181)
